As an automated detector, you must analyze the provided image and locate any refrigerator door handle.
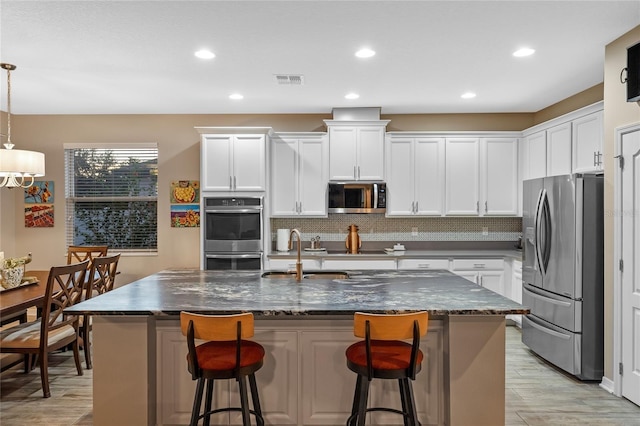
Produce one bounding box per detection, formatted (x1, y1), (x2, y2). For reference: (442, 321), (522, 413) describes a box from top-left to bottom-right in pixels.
(541, 191), (552, 272)
(534, 189), (546, 275)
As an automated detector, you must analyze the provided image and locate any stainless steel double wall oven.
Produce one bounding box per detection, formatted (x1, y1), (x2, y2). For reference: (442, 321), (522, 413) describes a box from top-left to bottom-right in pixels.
(203, 196), (263, 270)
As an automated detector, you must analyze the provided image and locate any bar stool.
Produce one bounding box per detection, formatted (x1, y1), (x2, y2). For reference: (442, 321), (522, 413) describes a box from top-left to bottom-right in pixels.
(180, 312), (265, 426)
(345, 311), (429, 426)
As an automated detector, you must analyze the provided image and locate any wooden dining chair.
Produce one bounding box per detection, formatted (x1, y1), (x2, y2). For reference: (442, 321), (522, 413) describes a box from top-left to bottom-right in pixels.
(81, 253), (120, 369)
(0, 260), (90, 398)
(66, 245), (108, 266)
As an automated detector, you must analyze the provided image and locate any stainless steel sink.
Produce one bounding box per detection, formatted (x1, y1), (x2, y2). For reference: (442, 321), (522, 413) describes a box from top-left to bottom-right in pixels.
(303, 272), (349, 279)
(261, 271), (349, 279)
(261, 272), (297, 278)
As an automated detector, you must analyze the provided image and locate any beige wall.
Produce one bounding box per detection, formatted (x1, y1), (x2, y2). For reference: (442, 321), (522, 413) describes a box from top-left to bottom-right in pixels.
(603, 25), (640, 380)
(0, 77), (607, 285)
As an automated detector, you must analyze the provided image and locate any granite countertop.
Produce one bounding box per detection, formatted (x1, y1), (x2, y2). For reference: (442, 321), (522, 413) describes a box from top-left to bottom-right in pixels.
(65, 269), (529, 317)
(268, 249), (523, 260)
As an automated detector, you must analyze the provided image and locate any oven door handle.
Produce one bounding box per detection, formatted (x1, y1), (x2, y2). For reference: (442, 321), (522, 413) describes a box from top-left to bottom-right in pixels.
(205, 253), (263, 259)
(205, 208), (262, 214)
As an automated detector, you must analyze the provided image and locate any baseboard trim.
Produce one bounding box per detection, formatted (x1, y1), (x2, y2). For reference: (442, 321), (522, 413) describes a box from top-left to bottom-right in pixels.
(600, 376), (615, 394)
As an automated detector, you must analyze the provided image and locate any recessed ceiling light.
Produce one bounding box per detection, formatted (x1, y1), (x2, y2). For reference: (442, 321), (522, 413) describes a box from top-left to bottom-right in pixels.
(355, 48), (376, 58)
(345, 93), (360, 100)
(461, 92), (476, 99)
(229, 93), (244, 100)
(513, 47), (535, 57)
(194, 49), (215, 59)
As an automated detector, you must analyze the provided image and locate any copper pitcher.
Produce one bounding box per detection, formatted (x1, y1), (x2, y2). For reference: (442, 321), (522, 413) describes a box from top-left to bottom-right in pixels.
(345, 224), (361, 254)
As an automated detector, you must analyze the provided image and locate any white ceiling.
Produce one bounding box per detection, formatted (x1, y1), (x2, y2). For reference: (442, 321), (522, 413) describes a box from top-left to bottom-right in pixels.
(0, 0), (638, 115)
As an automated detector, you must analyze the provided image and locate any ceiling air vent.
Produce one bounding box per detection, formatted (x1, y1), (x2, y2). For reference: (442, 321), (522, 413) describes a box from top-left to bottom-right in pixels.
(275, 74), (304, 85)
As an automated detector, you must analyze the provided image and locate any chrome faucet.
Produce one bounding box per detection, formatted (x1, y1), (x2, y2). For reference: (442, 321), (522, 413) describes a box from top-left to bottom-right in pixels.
(288, 228), (303, 281)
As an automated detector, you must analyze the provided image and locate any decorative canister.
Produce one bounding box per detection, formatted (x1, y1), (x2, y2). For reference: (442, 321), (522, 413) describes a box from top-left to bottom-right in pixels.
(1, 265), (25, 289)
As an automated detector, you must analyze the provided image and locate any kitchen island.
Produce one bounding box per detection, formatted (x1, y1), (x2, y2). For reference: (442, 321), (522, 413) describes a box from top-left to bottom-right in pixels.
(66, 269), (528, 426)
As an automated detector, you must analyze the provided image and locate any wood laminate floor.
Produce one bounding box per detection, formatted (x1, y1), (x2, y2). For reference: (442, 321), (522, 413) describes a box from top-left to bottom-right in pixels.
(1, 326), (639, 425)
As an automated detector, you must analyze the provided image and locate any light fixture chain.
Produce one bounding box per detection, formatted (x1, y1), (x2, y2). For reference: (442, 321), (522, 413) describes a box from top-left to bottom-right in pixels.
(5, 64), (11, 147)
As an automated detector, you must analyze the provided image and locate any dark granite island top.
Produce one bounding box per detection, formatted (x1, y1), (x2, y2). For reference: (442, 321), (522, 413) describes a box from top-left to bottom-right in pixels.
(66, 269), (529, 317)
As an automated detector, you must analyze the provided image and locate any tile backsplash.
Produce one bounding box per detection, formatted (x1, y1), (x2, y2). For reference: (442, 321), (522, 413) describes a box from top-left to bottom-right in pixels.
(271, 214), (522, 243)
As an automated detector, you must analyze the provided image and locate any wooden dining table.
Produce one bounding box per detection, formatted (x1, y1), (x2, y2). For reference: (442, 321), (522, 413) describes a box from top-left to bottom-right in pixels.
(0, 270), (50, 324)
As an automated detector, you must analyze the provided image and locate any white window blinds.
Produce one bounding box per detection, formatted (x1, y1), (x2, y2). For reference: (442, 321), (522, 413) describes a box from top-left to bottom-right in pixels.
(64, 145), (158, 252)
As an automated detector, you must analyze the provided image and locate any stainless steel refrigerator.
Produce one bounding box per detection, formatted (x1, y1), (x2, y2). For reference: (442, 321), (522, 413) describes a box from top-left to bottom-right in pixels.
(521, 173), (604, 381)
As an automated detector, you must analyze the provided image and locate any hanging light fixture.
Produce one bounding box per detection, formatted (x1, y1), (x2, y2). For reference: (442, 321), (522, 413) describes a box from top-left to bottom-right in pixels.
(0, 63), (45, 189)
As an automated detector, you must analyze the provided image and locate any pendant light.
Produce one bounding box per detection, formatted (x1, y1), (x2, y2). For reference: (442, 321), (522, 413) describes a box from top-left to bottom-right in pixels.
(0, 63), (45, 188)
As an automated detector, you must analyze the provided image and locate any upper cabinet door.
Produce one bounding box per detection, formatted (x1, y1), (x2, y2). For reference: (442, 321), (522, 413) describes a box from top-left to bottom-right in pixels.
(572, 111), (603, 173)
(232, 135), (266, 191)
(415, 137), (445, 215)
(329, 127), (358, 180)
(356, 126), (385, 180)
(271, 137), (298, 216)
(546, 122), (572, 176)
(386, 137), (415, 216)
(525, 131), (547, 180)
(445, 138), (480, 215)
(201, 135), (233, 191)
(482, 138), (518, 216)
(298, 136), (329, 216)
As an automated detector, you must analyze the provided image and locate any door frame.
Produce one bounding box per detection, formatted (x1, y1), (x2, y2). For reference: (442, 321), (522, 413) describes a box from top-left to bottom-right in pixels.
(612, 121), (640, 397)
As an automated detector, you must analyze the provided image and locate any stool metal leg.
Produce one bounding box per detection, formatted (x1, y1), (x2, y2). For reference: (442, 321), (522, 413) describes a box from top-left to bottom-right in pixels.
(348, 375), (364, 426)
(399, 379), (410, 426)
(238, 376), (251, 426)
(249, 373), (264, 426)
(356, 376), (370, 426)
(404, 378), (419, 426)
(203, 379), (214, 426)
(191, 378), (205, 426)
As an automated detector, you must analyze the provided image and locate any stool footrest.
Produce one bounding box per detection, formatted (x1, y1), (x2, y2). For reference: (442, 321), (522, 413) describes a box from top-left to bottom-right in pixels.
(198, 407), (264, 422)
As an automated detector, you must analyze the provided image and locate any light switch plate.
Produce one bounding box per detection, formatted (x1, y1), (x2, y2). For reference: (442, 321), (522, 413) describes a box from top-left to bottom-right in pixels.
(482, 227), (489, 236)
(411, 227), (418, 236)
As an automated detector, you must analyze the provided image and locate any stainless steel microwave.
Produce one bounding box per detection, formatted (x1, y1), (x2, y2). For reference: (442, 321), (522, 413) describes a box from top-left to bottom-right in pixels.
(328, 182), (386, 213)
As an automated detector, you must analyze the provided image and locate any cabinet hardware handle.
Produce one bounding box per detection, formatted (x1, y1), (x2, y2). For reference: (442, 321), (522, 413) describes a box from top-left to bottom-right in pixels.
(354, 166), (357, 179)
(418, 264), (430, 268)
(593, 151), (597, 167)
(598, 151), (603, 167)
(473, 263), (486, 268)
(477, 201), (479, 213)
(411, 201), (415, 213)
(229, 176), (233, 190)
(358, 166), (361, 179)
(233, 176), (237, 190)
(415, 201), (418, 213)
(299, 202), (302, 213)
(485, 201), (488, 213)
(480, 275), (483, 286)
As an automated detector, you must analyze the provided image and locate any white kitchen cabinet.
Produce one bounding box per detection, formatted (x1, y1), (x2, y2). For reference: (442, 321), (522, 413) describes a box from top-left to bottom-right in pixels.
(572, 110), (603, 173)
(271, 133), (328, 217)
(198, 129), (269, 192)
(546, 122), (572, 176)
(266, 257), (322, 271)
(324, 120), (389, 181)
(451, 258), (505, 295)
(397, 258), (450, 270)
(524, 131), (547, 180)
(386, 136), (445, 216)
(482, 138), (519, 215)
(322, 258), (397, 270)
(509, 259), (523, 327)
(445, 138), (480, 215)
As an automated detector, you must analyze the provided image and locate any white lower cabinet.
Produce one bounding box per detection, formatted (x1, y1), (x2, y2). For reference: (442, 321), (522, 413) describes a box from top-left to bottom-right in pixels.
(322, 259), (397, 270)
(509, 259), (523, 327)
(267, 258), (322, 271)
(450, 258), (505, 295)
(397, 258), (450, 270)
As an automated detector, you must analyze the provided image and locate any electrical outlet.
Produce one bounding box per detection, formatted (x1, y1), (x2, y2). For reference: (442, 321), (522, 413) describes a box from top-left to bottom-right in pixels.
(411, 227), (419, 236)
(482, 227), (489, 236)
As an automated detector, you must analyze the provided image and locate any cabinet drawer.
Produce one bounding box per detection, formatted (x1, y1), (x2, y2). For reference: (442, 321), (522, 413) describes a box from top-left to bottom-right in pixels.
(398, 258), (449, 270)
(322, 259), (396, 270)
(268, 258), (322, 271)
(451, 258), (503, 270)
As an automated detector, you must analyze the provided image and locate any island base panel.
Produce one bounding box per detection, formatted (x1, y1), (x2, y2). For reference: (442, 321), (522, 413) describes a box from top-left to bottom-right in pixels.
(447, 315), (506, 426)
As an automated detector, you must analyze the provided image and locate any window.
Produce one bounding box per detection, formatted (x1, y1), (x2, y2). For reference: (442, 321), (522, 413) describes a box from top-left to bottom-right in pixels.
(65, 144), (158, 253)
